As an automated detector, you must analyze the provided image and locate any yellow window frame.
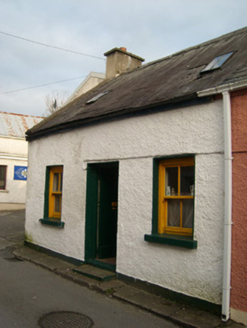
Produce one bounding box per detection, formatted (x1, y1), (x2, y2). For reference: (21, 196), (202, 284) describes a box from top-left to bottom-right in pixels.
(49, 166), (63, 219)
(158, 157), (194, 236)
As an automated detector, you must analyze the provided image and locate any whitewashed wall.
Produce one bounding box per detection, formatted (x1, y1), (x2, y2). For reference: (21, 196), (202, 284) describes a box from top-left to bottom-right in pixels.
(26, 99), (224, 304)
(0, 135), (28, 156)
(0, 137), (28, 209)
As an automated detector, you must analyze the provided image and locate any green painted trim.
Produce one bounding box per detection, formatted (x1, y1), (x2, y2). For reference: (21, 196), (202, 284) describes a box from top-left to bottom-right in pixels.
(152, 159), (159, 234)
(154, 154), (195, 161)
(39, 218), (65, 228)
(192, 159), (196, 239)
(24, 241), (84, 266)
(144, 233), (198, 249)
(85, 161), (119, 263)
(43, 166), (50, 218)
(85, 165), (98, 260)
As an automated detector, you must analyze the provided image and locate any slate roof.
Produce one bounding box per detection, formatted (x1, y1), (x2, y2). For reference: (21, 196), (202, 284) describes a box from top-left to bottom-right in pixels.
(0, 112), (43, 138)
(27, 27), (247, 141)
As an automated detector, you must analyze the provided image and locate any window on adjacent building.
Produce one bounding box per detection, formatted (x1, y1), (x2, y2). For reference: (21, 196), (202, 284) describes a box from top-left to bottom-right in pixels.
(48, 166), (63, 219)
(0, 166), (7, 190)
(158, 157), (194, 236)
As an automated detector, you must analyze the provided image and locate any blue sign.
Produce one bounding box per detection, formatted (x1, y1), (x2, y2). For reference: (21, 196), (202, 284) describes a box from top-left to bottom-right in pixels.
(14, 166), (28, 181)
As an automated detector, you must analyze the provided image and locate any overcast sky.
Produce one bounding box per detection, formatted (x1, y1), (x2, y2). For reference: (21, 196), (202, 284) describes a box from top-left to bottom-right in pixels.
(0, 1), (246, 117)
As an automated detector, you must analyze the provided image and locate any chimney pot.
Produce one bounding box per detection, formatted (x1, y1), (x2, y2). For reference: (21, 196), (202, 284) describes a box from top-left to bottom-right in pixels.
(120, 47), (127, 52)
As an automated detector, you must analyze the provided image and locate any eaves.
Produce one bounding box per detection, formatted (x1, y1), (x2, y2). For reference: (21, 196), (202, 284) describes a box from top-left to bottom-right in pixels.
(26, 93), (213, 142)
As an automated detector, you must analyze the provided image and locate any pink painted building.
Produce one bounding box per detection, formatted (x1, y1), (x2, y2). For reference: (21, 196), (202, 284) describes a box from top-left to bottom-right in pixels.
(230, 89), (247, 325)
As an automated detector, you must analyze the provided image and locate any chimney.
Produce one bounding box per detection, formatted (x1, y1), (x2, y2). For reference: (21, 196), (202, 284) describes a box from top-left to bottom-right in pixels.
(104, 47), (145, 79)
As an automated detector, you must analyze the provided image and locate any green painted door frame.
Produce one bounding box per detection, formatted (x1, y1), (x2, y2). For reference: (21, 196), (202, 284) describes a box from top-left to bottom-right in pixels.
(85, 162), (119, 266)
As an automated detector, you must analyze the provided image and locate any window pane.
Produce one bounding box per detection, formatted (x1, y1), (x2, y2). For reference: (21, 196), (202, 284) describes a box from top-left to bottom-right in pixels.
(0, 166), (6, 189)
(182, 199), (193, 228)
(180, 166), (194, 195)
(54, 195), (61, 213)
(165, 167), (178, 196)
(59, 173), (63, 192)
(53, 173), (59, 192)
(167, 199), (180, 227)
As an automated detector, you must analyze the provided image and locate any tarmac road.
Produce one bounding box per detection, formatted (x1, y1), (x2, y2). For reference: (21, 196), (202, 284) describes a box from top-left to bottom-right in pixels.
(0, 255), (180, 328)
(0, 209), (25, 250)
(0, 210), (179, 328)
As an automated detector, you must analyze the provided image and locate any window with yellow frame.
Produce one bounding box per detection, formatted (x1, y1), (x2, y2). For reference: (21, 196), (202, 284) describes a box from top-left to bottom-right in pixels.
(158, 157), (194, 236)
(48, 166), (63, 219)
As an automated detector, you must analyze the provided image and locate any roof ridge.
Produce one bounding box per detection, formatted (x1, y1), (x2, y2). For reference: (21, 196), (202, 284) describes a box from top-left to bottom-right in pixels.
(93, 27), (247, 79)
(26, 26), (247, 141)
(142, 26), (247, 69)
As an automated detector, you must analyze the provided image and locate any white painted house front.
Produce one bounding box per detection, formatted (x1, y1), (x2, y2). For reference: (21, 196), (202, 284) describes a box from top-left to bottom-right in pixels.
(25, 28), (247, 322)
(0, 112), (43, 210)
(26, 99), (224, 303)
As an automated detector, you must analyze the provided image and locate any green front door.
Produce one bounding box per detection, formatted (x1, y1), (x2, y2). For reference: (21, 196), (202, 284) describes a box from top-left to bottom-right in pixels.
(85, 162), (118, 263)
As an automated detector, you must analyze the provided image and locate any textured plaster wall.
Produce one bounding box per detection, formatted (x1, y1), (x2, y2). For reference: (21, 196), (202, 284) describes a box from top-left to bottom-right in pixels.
(0, 137), (28, 206)
(26, 100), (225, 304)
(0, 136), (28, 156)
(118, 154), (224, 304)
(230, 90), (247, 314)
(0, 158), (27, 205)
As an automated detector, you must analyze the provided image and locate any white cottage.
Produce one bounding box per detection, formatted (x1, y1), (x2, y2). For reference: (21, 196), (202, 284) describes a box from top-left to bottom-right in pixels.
(25, 28), (247, 321)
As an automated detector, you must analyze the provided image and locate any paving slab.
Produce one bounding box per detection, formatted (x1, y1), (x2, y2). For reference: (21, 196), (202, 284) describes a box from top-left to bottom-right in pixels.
(96, 280), (126, 294)
(13, 246), (36, 261)
(73, 264), (115, 281)
(13, 247), (74, 271)
(172, 307), (222, 328)
(113, 285), (181, 317)
(59, 267), (100, 289)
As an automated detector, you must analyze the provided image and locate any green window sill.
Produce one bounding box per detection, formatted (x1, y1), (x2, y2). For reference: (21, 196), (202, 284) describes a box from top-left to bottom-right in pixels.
(144, 233), (197, 249)
(39, 218), (65, 228)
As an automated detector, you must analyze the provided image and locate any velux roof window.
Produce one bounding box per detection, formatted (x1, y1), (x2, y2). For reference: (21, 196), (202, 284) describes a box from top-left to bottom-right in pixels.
(86, 91), (109, 104)
(201, 52), (234, 73)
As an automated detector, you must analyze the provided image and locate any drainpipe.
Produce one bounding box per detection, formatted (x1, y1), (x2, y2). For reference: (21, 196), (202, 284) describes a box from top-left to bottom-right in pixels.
(221, 90), (232, 321)
(197, 85), (236, 321)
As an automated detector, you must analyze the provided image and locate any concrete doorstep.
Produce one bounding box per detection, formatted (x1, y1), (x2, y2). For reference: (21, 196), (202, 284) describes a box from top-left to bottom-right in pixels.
(13, 246), (246, 328)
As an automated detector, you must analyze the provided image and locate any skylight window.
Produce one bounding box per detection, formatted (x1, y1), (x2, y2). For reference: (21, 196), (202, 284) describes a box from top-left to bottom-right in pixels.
(201, 52), (234, 73)
(86, 91), (109, 104)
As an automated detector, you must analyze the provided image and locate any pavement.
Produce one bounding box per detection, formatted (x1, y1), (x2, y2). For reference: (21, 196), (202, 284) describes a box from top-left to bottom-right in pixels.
(12, 248), (246, 328)
(1, 210), (246, 328)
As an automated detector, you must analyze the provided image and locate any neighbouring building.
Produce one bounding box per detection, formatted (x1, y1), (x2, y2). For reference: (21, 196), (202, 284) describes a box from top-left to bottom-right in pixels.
(64, 72), (105, 105)
(0, 112), (43, 210)
(229, 89), (247, 324)
(25, 28), (247, 324)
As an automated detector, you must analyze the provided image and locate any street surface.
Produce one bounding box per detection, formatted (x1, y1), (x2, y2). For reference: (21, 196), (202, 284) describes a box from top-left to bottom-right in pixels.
(0, 211), (179, 328)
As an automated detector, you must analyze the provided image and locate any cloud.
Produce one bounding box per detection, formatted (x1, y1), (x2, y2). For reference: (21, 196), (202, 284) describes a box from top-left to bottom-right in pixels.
(0, 0), (246, 116)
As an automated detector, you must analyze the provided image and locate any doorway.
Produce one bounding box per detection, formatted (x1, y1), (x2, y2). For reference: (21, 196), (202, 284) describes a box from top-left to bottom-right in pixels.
(85, 162), (118, 270)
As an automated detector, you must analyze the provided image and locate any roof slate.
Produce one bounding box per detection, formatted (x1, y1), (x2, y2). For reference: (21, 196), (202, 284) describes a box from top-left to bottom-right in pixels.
(27, 27), (247, 140)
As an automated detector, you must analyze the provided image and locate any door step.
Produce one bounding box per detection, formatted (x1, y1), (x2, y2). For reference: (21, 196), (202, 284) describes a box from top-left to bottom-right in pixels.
(73, 264), (115, 282)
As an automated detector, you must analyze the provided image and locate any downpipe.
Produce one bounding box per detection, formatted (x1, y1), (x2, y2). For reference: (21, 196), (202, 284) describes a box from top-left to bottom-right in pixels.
(221, 91), (232, 322)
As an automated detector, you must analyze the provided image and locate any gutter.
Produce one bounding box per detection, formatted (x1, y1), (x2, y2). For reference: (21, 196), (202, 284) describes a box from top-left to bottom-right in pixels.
(197, 80), (247, 321)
